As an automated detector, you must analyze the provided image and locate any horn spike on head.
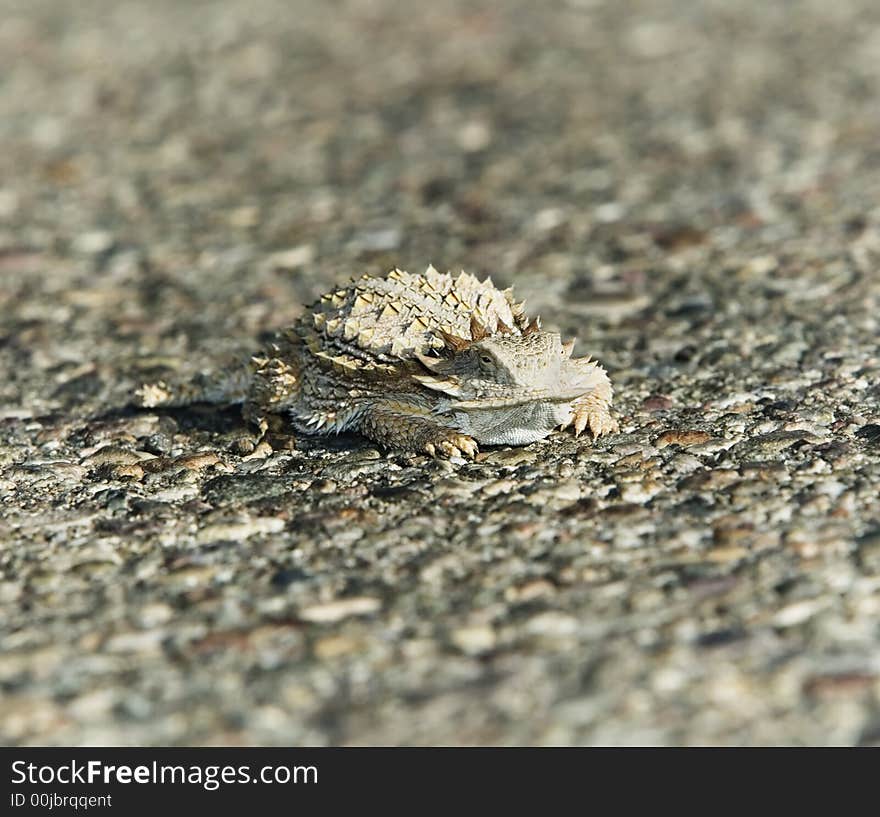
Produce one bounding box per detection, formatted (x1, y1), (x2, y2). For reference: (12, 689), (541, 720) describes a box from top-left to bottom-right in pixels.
(412, 374), (463, 397)
(415, 352), (444, 370)
(469, 315), (489, 341)
(438, 329), (472, 352)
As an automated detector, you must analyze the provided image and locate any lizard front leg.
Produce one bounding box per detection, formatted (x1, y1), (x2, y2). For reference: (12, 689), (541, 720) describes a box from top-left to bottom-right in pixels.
(357, 400), (478, 459)
(566, 391), (619, 437)
(559, 360), (618, 438)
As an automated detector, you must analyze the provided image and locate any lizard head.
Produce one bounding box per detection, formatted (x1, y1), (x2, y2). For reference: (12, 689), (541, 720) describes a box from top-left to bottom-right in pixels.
(412, 330), (610, 444)
(414, 330), (594, 400)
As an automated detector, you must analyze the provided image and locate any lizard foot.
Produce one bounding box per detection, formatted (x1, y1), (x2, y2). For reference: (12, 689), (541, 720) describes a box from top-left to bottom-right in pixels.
(423, 433), (478, 460)
(560, 402), (619, 438)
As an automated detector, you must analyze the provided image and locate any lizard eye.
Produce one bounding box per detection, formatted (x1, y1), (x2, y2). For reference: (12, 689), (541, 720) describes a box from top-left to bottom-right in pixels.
(478, 353), (494, 367)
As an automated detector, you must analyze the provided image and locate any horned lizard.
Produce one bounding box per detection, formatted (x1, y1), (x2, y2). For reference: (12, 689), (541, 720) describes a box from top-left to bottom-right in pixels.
(137, 266), (617, 459)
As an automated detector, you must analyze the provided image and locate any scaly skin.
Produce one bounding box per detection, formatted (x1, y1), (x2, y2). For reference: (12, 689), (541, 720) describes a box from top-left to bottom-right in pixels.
(136, 266), (617, 458)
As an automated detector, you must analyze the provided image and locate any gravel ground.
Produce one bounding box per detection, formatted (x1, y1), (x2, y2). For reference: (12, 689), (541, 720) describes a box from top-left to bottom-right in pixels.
(2, 0), (880, 746)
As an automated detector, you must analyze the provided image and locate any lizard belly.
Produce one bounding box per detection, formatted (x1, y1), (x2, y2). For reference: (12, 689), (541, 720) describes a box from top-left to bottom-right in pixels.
(450, 400), (571, 446)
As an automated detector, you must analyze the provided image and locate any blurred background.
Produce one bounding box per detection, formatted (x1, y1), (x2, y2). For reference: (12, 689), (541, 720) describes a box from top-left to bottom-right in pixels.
(1, 0), (879, 745)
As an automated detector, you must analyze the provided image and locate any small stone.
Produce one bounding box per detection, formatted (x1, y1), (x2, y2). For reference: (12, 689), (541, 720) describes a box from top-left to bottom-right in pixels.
(480, 448), (537, 467)
(113, 463), (144, 480)
(175, 452), (228, 471)
(136, 603), (174, 628)
(505, 579), (555, 603)
(705, 546), (749, 563)
(313, 635), (361, 659)
(532, 208), (566, 233)
(67, 689), (117, 720)
(626, 21), (680, 58)
(773, 599), (830, 628)
(0, 582), (22, 603)
(72, 231), (114, 256)
(242, 440), (274, 460)
(482, 478), (518, 497)
(436, 477), (481, 497)
(457, 121), (492, 152)
(353, 227), (401, 253)
(557, 459), (576, 478)
(227, 205), (259, 227)
(82, 445), (152, 466)
(741, 430), (819, 455)
(103, 629), (166, 654)
(551, 481), (582, 502)
(595, 202), (624, 223)
(743, 255), (779, 276)
(299, 597), (381, 623)
(619, 480), (662, 503)
(196, 516), (285, 543)
(267, 245), (315, 271)
(451, 625), (496, 655)
(525, 612), (579, 638)
(525, 481), (582, 506)
(0, 189), (19, 218)
(655, 430), (712, 448)
(642, 395), (674, 412)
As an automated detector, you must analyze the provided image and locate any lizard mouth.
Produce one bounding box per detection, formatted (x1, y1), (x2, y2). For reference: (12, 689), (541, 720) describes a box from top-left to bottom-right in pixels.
(447, 391), (588, 410)
(413, 369), (607, 409)
(412, 372), (572, 406)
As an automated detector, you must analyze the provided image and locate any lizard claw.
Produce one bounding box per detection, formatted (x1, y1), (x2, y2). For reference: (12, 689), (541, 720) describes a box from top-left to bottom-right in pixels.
(134, 381), (173, 408)
(425, 434), (478, 460)
(457, 437), (478, 459)
(565, 402), (618, 439)
(438, 440), (463, 459)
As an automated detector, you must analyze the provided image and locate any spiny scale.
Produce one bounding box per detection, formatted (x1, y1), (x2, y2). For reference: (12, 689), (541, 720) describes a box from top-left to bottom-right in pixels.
(296, 265), (531, 375)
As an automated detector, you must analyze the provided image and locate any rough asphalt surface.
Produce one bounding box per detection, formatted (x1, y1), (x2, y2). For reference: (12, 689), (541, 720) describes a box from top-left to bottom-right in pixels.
(2, 0), (880, 745)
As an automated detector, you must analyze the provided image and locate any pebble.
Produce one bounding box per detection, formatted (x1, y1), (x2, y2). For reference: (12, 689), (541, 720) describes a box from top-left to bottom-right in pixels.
(313, 635), (362, 659)
(266, 245), (315, 271)
(103, 630), (166, 654)
(481, 478), (518, 497)
(353, 227), (401, 253)
(0, 582), (22, 603)
(525, 612), (579, 639)
(436, 477), (483, 497)
(772, 599), (832, 628)
(175, 452), (229, 471)
(480, 448), (537, 467)
(72, 231), (114, 256)
(82, 446), (154, 466)
(525, 481), (582, 505)
(619, 481), (662, 503)
(451, 625), (496, 655)
(457, 121), (492, 152)
(196, 517), (286, 543)
(298, 597), (381, 623)
(655, 430), (712, 448)
(505, 579), (555, 603)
